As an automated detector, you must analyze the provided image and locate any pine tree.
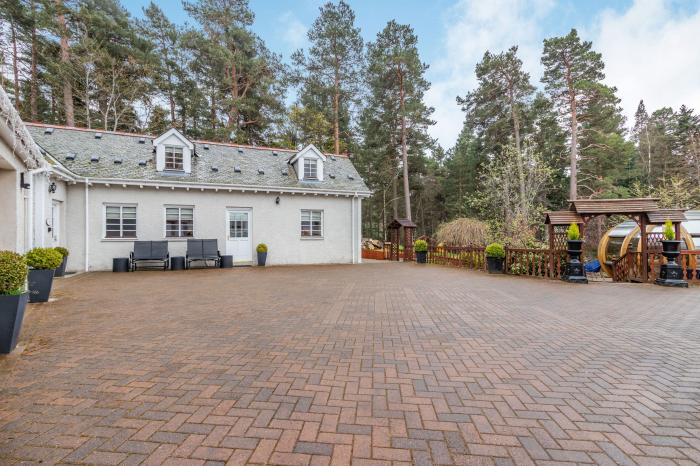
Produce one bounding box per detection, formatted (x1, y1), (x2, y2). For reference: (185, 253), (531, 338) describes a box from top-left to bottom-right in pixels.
(458, 46), (535, 214)
(183, 0), (287, 143)
(541, 29), (605, 200)
(362, 20), (434, 221)
(292, 1), (364, 155)
(633, 100), (653, 186)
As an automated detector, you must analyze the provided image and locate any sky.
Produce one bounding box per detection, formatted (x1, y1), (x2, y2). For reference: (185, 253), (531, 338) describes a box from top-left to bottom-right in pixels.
(122, 0), (700, 149)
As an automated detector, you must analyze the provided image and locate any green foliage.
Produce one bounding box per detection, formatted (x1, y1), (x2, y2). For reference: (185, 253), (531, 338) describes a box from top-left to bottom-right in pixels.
(25, 247), (63, 270)
(0, 251), (28, 295)
(256, 243), (268, 253)
(292, 0), (364, 154)
(413, 239), (428, 252)
(663, 220), (676, 241)
(567, 223), (581, 241)
(54, 247), (69, 257)
(485, 242), (505, 258)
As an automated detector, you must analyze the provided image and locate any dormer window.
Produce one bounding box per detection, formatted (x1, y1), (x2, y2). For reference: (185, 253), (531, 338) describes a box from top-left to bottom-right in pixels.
(290, 144), (326, 181)
(165, 146), (184, 171)
(154, 128), (194, 174)
(304, 158), (318, 180)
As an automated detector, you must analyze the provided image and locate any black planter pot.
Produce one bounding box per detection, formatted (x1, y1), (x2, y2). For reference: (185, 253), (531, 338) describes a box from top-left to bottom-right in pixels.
(257, 251), (267, 266)
(656, 240), (687, 287)
(415, 251), (427, 264)
(563, 239), (588, 284)
(28, 268), (55, 303)
(486, 256), (504, 274)
(54, 256), (68, 277)
(0, 292), (28, 353)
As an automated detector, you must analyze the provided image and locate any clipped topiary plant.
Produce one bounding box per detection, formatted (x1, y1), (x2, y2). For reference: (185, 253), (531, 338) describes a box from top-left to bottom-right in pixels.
(256, 243), (268, 253)
(54, 246), (69, 257)
(0, 251), (28, 295)
(414, 239), (428, 253)
(485, 242), (505, 258)
(25, 247), (63, 270)
(567, 222), (581, 241)
(662, 219), (676, 241)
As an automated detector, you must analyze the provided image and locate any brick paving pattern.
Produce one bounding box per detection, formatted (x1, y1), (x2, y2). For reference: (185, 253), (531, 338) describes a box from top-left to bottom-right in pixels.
(1, 262), (700, 465)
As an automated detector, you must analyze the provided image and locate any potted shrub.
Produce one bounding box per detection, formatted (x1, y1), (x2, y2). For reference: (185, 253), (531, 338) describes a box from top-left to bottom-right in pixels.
(485, 243), (505, 274)
(414, 239), (428, 264)
(563, 223), (587, 283)
(26, 247), (63, 303)
(656, 220), (687, 287)
(54, 247), (69, 277)
(256, 243), (268, 266)
(0, 251), (29, 354)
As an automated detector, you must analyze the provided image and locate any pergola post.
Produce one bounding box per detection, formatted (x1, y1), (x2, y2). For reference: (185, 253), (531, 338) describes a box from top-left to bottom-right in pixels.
(641, 214), (648, 282)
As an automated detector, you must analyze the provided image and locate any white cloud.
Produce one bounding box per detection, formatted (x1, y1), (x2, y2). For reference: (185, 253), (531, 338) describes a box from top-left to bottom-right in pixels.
(279, 12), (308, 50)
(426, 0), (554, 148)
(591, 0), (700, 124)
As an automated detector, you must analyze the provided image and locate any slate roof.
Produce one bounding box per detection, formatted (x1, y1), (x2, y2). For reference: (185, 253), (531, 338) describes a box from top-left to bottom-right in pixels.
(27, 124), (370, 194)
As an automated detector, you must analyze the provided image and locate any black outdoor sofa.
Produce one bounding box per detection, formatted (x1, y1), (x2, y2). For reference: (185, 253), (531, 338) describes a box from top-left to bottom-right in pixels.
(186, 239), (222, 268)
(130, 241), (170, 271)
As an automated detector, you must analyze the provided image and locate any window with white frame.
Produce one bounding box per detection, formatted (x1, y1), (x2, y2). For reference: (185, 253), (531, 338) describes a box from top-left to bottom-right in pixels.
(301, 210), (323, 237)
(105, 205), (136, 238)
(164, 146), (184, 170)
(165, 206), (194, 237)
(303, 158), (318, 180)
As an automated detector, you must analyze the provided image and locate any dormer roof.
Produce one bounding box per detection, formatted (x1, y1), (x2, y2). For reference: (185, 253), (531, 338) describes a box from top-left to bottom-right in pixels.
(288, 144), (327, 164)
(153, 128), (193, 150)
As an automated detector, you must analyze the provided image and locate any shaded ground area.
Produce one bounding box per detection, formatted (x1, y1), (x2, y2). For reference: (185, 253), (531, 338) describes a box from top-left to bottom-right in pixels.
(1, 263), (700, 465)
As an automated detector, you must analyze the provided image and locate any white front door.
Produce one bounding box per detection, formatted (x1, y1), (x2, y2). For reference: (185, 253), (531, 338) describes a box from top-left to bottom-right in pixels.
(50, 200), (61, 246)
(226, 209), (253, 263)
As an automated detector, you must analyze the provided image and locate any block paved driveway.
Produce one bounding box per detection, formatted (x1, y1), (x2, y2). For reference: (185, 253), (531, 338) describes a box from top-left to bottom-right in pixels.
(2, 263), (700, 466)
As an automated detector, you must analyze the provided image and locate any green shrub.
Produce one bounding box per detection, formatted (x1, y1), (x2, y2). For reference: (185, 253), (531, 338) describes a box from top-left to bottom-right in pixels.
(0, 251), (28, 295)
(662, 220), (675, 241)
(567, 223), (581, 241)
(485, 242), (505, 258)
(25, 247), (63, 270)
(414, 239), (428, 252)
(256, 243), (268, 253)
(54, 246), (69, 257)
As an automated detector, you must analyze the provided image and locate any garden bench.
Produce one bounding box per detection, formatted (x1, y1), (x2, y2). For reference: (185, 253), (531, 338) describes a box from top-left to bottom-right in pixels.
(186, 239), (222, 268)
(130, 241), (169, 271)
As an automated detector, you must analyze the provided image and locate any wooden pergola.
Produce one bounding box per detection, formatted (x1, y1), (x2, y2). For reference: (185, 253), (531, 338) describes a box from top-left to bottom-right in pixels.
(387, 218), (417, 262)
(545, 198), (687, 282)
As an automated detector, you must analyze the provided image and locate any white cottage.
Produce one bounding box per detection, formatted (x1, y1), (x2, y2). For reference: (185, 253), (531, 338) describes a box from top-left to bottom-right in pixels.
(6, 121), (369, 272)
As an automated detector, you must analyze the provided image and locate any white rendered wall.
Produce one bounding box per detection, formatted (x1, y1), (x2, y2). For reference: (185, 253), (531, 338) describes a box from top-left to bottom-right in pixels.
(65, 184), (363, 272)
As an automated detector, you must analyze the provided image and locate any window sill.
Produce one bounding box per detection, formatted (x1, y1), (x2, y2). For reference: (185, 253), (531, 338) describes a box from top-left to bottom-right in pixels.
(164, 237), (192, 242)
(102, 238), (138, 242)
(300, 236), (324, 240)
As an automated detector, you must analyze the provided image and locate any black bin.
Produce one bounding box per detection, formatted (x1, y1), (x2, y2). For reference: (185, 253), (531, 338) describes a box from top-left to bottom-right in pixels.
(113, 257), (130, 272)
(220, 255), (233, 268)
(171, 256), (185, 270)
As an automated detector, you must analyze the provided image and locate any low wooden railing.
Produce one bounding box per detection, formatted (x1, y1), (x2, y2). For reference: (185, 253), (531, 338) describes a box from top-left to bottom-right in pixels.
(612, 250), (700, 283)
(506, 248), (567, 279)
(428, 246), (486, 270)
(363, 244), (700, 285)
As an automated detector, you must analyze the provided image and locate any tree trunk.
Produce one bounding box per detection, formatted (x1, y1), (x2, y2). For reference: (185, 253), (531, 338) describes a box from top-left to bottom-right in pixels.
(56, 0), (74, 126)
(565, 62), (578, 201)
(30, 1), (38, 120)
(570, 107), (578, 200)
(11, 23), (20, 106)
(509, 88), (526, 215)
(392, 176), (398, 220)
(333, 71), (340, 155)
(399, 71), (411, 221)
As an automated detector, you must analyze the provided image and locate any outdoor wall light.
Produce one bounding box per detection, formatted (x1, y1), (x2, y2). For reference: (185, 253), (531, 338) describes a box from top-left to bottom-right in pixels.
(275, 196), (280, 205)
(20, 173), (30, 189)
(48, 182), (57, 193)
